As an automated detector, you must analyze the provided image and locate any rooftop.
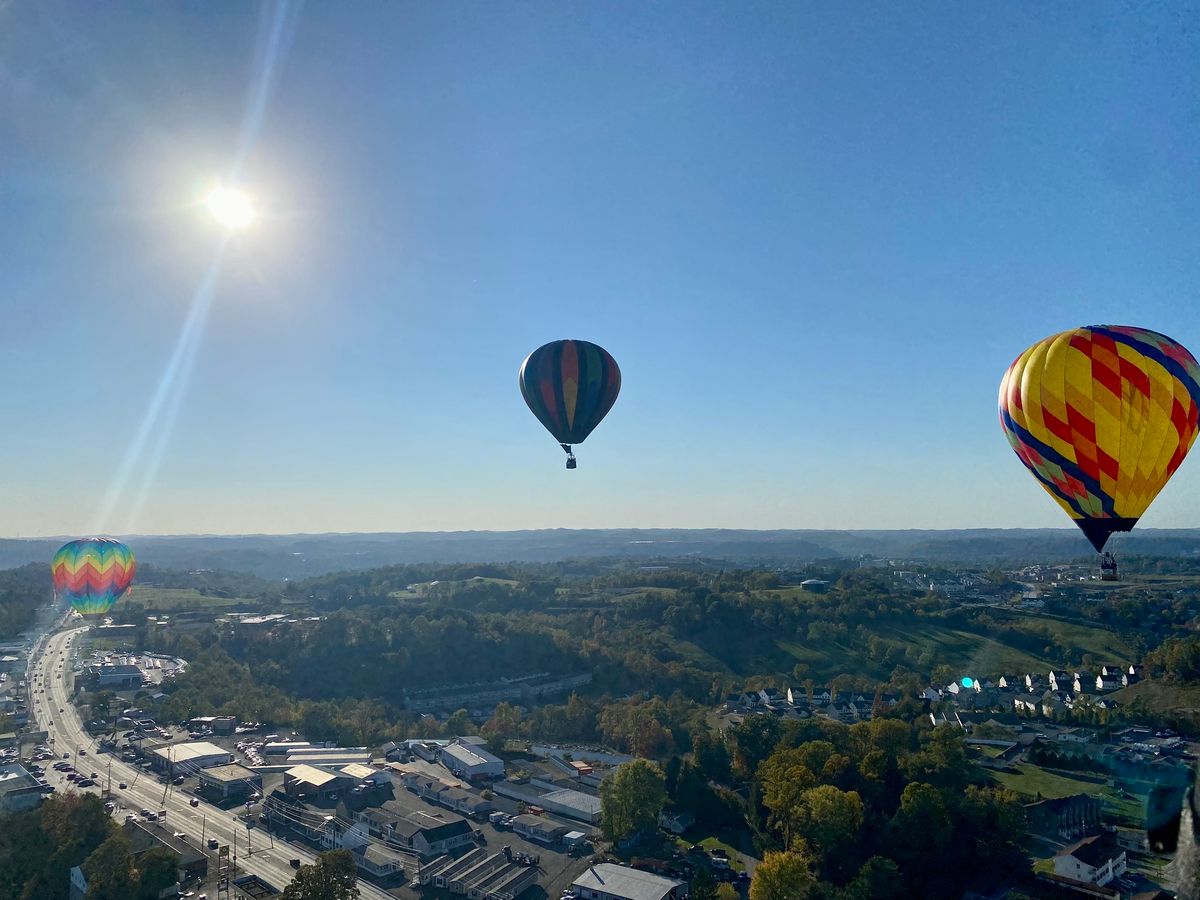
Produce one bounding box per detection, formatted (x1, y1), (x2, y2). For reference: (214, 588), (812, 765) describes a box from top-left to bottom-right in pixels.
(573, 863), (684, 900)
(1059, 834), (1123, 868)
(541, 788), (602, 815)
(151, 741), (230, 764)
(197, 763), (260, 784)
(286, 765), (342, 788)
(0, 764), (39, 795)
(441, 741), (502, 767)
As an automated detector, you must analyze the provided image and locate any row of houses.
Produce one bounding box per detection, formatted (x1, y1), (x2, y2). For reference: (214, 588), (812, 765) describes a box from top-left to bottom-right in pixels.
(724, 687), (900, 724)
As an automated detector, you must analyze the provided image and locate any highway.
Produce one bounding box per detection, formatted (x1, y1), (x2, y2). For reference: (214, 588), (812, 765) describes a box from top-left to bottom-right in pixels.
(29, 625), (396, 900)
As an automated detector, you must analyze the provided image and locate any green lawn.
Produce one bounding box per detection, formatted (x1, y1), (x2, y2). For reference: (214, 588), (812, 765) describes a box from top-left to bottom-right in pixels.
(1112, 679), (1200, 726)
(1003, 612), (1137, 663)
(989, 763), (1144, 825)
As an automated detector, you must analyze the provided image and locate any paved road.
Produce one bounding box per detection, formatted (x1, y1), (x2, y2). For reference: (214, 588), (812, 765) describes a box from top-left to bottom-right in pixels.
(30, 626), (396, 900)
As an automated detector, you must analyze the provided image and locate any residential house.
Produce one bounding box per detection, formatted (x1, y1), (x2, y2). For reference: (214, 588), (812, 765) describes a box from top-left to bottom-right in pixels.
(1072, 672), (1095, 694)
(1013, 694), (1041, 715)
(658, 810), (695, 835)
(997, 675), (1023, 690)
(1053, 834), (1127, 887)
(1122, 670), (1141, 687)
(1096, 675), (1122, 692)
(1048, 671), (1071, 692)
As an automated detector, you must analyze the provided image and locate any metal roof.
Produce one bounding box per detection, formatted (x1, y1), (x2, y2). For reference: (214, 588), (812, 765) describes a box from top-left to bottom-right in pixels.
(572, 864), (684, 900)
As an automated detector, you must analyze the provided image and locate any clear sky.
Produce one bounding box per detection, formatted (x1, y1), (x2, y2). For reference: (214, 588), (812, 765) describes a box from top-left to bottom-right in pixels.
(1, 2), (1198, 537)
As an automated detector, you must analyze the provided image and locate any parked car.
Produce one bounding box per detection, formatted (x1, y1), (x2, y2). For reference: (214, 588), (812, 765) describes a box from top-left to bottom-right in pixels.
(207, 838), (219, 850)
(118, 782), (127, 789)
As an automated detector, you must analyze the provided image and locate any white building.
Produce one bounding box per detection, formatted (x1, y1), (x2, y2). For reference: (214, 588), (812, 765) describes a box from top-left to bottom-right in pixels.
(538, 787), (602, 824)
(1053, 834), (1127, 886)
(151, 741), (232, 774)
(440, 739), (504, 780)
(572, 863), (685, 900)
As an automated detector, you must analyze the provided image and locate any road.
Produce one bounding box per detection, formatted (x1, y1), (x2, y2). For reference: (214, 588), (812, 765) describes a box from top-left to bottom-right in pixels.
(29, 626), (396, 900)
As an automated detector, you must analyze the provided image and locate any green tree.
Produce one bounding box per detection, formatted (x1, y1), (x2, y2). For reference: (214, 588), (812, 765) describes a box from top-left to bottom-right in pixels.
(750, 850), (818, 900)
(689, 865), (718, 900)
(839, 857), (904, 900)
(793, 786), (864, 883)
(693, 731), (732, 784)
(758, 748), (817, 846)
(82, 834), (138, 900)
(599, 759), (667, 843)
(136, 846), (179, 900)
(282, 849), (360, 900)
(443, 708), (472, 736)
(715, 884), (739, 900)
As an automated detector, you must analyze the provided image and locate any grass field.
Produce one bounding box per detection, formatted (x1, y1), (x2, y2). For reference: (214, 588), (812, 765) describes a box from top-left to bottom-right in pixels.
(1112, 680), (1200, 726)
(127, 587), (252, 611)
(769, 610), (1138, 682)
(989, 762), (1145, 825)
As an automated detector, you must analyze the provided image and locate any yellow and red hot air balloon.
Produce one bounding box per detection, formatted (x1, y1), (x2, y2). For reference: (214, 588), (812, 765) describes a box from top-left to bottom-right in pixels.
(999, 326), (1200, 553)
(51, 538), (136, 618)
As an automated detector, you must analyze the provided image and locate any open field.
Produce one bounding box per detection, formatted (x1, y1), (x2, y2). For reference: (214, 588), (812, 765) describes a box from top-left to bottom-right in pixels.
(1112, 679), (1200, 726)
(989, 763), (1145, 825)
(126, 587), (252, 611)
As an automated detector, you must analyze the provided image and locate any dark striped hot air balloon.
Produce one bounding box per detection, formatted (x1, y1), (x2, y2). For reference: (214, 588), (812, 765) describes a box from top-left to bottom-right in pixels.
(519, 339), (621, 468)
(51, 538), (137, 618)
(999, 326), (1200, 565)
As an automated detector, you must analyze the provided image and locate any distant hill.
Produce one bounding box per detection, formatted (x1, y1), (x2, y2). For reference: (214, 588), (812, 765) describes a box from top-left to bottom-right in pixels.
(2, 528), (1199, 579)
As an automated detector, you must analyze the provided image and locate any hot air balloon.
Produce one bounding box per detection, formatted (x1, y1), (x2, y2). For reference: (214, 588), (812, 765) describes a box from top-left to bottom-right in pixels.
(999, 326), (1200, 560)
(519, 339), (621, 468)
(51, 538), (136, 618)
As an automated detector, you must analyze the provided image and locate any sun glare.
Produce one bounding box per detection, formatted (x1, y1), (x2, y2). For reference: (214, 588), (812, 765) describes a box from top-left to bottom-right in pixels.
(205, 187), (256, 230)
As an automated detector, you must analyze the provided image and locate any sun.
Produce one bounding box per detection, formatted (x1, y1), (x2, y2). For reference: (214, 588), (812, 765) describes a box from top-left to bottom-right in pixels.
(205, 187), (256, 230)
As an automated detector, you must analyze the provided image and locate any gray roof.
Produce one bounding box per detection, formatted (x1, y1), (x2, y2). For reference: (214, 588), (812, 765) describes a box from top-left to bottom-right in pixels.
(572, 863), (684, 900)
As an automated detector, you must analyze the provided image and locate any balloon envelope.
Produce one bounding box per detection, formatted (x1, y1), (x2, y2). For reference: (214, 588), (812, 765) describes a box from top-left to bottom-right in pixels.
(519, 339), (621, 446)
(999, 325), (1200, 551)
(51, 538), (136, 617)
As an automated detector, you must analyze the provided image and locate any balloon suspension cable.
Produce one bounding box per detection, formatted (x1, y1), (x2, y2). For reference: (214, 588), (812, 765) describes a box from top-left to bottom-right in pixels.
(561, 444), (577, 469)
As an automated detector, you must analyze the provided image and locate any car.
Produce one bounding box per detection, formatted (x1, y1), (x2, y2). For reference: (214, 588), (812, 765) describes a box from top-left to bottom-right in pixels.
(189, 798), (200, 807)
(118, 782), (127, 789)
(290, 859), (301, 869)
(207, 838), (219, 850)
(140, 808), (152, 817)
(62, 753), (69, 758)
(173, 775), (184, 785)
(78, 778), (95, 787)
(78, 749), (86, 755)
(145, 812), (157, 821)
(66, 773), (77, 781)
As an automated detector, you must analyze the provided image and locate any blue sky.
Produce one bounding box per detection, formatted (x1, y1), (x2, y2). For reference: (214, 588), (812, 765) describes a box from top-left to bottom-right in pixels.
(1, 2), (1197, 536)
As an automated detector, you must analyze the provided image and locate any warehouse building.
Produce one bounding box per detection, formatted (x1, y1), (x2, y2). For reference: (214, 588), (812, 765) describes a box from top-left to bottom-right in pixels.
(572, 864), (685, 900)
(440, 740), (504, 780)
(285, 749), (373, 768)
(151, 741), (232, 775)
(539, 788), (602, 824)
(512, 814), (571, 845)
(197, 763), (262, 801)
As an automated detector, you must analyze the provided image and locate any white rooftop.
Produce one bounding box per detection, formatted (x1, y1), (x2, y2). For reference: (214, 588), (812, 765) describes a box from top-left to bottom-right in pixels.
(286, 764), (341, 787)
(151, 741), (230, 764)
(572, 863), (684, 900)
(441, 741), (502, 767)
(541, 788), (602, 815)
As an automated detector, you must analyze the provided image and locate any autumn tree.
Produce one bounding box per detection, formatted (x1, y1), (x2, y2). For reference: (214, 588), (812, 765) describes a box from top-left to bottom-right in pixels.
(750, 850), (818, 900)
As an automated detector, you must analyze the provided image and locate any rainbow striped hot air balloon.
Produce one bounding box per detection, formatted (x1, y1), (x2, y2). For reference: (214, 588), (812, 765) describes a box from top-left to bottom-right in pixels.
(520, 339), (621, 469)
(999, 326), (1200, 553)
(51, 538), (136, 617)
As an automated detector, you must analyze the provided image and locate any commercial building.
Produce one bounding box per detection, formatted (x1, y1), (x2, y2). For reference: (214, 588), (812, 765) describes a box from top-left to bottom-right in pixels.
(88, 664), (142, 689)
(512, 814), (572, 844)
(572, 864), (686, 900)
(390, 810), (475, 858)
(285, 748), (374, 768)
(0, 764), (44, 812)
(440, 740), (504, 780)
(197, 763), (262, 801)
(122, 819), (208, 882)
(538, 788), (602, 824)
(284, 764), (356, 801)
(151, 741), (232, 774)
